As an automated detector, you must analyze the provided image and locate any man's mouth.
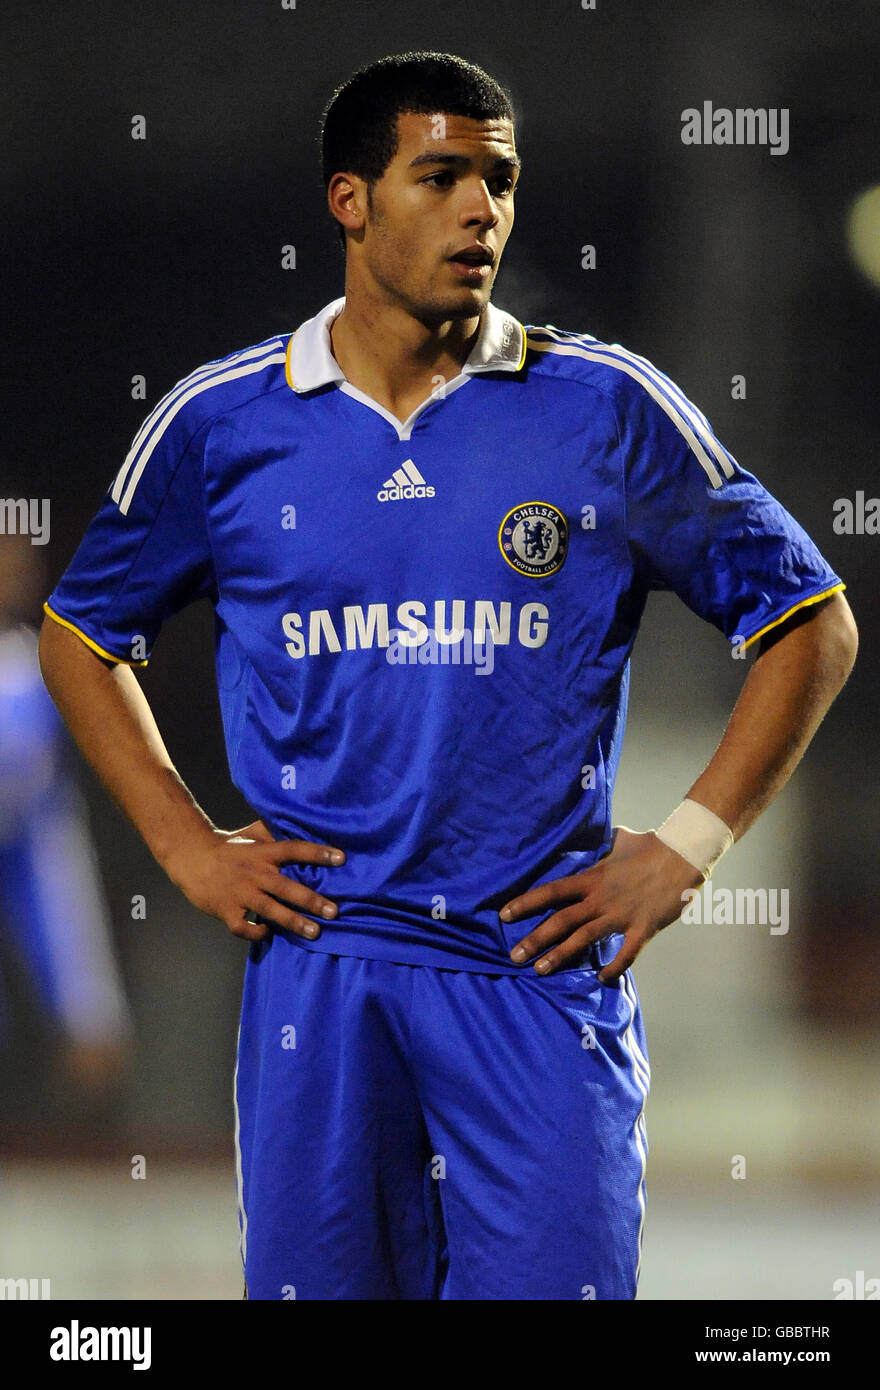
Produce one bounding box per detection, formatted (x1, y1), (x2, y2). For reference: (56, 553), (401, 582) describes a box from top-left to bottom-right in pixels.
(448, 246), (494, 280)
(448, 245), (494, 267)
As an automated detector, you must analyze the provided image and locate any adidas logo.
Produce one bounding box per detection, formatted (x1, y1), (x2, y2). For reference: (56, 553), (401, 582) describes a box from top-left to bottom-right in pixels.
(377, 459), (435, 501)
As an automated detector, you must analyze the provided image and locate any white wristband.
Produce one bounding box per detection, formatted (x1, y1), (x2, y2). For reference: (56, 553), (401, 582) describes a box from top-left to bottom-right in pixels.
(654, 798), (734, 881)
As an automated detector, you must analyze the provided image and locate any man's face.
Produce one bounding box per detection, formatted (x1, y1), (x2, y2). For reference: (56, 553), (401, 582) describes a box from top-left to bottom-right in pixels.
(352, 110), (520, 324)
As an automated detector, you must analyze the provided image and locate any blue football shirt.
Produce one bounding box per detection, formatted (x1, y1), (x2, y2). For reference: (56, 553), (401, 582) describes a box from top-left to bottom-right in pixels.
(45, 296), (845, 972)
(0, 625), (131, 1041)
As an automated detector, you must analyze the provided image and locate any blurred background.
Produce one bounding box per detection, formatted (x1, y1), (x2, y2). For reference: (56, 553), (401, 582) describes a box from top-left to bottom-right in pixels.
(1, 0), (878, 1299)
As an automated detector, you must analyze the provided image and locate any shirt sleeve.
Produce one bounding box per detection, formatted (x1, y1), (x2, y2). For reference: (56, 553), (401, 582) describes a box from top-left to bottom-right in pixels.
(618, 362), (845, 648)
(44, 390), (217, 666)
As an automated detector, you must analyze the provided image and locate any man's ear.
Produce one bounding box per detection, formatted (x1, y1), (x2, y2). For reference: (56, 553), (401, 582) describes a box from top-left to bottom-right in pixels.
(327, 171), (367, 240)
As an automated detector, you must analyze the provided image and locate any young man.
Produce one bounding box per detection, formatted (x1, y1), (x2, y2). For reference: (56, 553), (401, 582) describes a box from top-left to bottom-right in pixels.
(39, 51), (857, 1300)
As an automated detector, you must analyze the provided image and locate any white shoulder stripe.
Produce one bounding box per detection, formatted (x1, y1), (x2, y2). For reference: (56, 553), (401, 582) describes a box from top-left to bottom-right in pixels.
(530, 324), (600, 347)
(613, 345), (715, 438)
(115, 351), (287, 515)
(528, 332), (734, 488)
(532, 326), (716, 437)
(111, 341), (284, 509)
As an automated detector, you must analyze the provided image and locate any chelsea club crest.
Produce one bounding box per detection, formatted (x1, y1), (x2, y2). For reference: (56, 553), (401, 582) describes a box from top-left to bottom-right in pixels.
(498, 501), (569, 577)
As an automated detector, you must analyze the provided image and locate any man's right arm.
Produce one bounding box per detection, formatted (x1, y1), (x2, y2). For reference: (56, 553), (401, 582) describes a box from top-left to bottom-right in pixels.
(37, 617), (343, 942)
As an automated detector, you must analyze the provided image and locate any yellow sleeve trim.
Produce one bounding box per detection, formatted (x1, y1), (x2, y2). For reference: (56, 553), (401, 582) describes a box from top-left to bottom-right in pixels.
(42, 602), (149, 667)
(740, 582), (846, 649)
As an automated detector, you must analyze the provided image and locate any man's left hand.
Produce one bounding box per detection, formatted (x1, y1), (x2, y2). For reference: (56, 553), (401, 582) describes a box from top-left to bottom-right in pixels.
(500, 826), (705, 983)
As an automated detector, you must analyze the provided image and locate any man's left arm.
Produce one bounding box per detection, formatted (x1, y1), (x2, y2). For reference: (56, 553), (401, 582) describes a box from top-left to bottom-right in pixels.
(500, 591), (858, 981)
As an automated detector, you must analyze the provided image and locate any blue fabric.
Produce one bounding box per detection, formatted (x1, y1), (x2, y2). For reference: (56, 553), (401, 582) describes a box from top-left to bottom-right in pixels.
(45, 309), (844, 973)
(234, 936), (649, 1300)
(0, 627), (128, 1041)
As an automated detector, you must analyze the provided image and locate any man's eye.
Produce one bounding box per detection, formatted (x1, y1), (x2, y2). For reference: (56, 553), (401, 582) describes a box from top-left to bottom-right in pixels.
(423, 173), (515, 194)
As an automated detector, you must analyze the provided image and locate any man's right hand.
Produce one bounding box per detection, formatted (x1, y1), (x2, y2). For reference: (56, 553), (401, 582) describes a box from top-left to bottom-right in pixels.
(164, 821), (346, 942)
(37, 622), (347, 945)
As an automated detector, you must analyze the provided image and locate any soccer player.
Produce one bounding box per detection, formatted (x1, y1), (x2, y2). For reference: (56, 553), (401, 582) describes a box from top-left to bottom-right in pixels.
(0, 535), (131, 1099)
(38, 51), (857, 1300)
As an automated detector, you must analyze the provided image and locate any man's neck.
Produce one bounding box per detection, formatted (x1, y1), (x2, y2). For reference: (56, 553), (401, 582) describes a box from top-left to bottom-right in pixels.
(328, 285), (483, 420)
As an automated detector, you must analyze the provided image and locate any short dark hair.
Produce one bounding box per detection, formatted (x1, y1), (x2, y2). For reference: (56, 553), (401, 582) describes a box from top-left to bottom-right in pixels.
(320, 51), (517, 252)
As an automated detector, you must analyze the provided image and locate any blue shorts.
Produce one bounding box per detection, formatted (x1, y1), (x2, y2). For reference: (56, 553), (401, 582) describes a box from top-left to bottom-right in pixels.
(234, 932), (650, 1300)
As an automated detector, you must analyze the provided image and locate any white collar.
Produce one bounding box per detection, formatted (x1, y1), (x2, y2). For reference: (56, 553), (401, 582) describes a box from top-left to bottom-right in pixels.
(285, 295), (526, 393)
